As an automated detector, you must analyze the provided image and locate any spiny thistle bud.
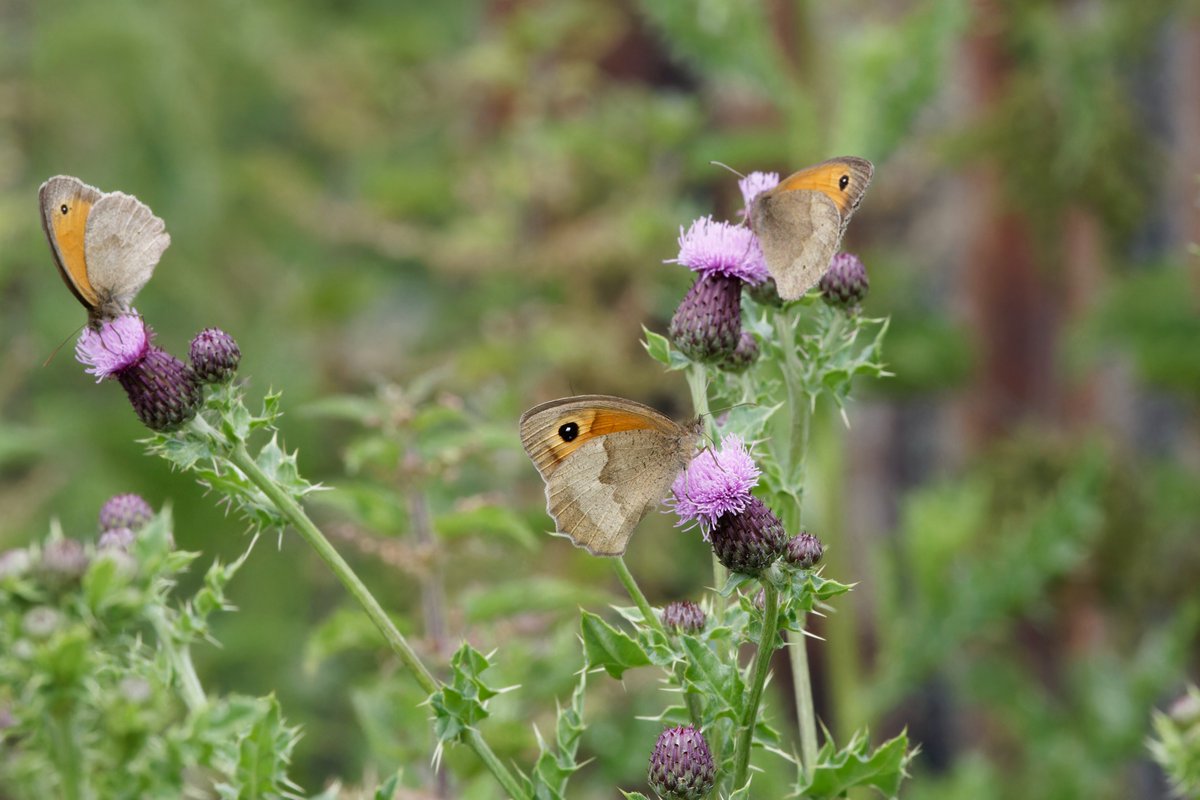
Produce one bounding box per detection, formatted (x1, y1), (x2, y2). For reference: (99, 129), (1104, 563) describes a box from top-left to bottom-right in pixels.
(189, 327), (241, 384)
(117, 348), (203, 432)
(647, 725), (716, 800)
(785, 531), (824, 569)
(22, 607), (62, 640)
(669, 273), (742, 363)
(720, 331), (759, 373)
(819, 252), (869, 311)
(98, 527), (136, 552)
(99, 494), (154, 533)
(709, 496), (786, 576)
(745, 276), (784, 308)
(38, 538), (88, 587)
(661, 601), (706, 634)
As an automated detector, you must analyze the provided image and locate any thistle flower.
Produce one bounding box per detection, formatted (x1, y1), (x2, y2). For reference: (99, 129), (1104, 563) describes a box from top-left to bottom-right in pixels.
(709, 496), (786, 575)
(189, 327), (241, 384)
(668, 216), (768, 285)
(670, 435), (760, 532)
(38, 538), (88, 586)
(647, 725), (716, 800)
(720, 331), (759, 373)
(819, 252), (869, 311)
(76, 316), (203, 432)
(661, 601), (706, 634)
(784, 531), (824, 569)
(99, 493), (154, 533)
(75, 314), (150, 382)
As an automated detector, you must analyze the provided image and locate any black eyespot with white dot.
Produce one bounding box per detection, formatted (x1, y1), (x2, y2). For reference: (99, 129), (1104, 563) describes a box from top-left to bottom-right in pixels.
(838, 174), (849, 191)
(558, 421), (579, 442)
(60, 204), (69, 215)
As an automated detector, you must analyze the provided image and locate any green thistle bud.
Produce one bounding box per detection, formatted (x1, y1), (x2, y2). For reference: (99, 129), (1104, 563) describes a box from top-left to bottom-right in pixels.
(648, 725), (716, 799)
(709, 497), (785, 576)
(746, 277), (784, 308)
(819, 252), (869, 311)
(661, 601), (706, 634)
(784, 532), (824, 569)
(719, 331), (759, 373)
(189, 327), (242, 384)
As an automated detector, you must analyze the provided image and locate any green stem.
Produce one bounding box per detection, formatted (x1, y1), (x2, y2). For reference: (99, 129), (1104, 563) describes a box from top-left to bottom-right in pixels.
(788, 626), (819, 779)
(685, 364), (728, 601)
(151, 611), (206, 712)
(612, 557), (703, 728)
(48, 709), (84, 800)
(732, 579), (780, 791)
(225, 441), (527, 799)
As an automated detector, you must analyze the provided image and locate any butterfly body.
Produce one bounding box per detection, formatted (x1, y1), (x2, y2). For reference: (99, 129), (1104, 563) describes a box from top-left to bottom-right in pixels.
(39, 175), (170, 326)
(749, 156), (873, 300)
(519, 395), (700, 556)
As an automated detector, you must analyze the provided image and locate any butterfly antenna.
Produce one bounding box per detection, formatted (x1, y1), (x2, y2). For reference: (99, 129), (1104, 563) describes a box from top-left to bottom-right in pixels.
(710, 161), (746, 179)
(42, 323), (86, 367)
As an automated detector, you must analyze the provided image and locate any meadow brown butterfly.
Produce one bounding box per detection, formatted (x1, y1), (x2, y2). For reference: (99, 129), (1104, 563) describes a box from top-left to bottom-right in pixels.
(519, 395), (701, 556)
(39, 175), (170, 326)
(748, 156), (873, 300)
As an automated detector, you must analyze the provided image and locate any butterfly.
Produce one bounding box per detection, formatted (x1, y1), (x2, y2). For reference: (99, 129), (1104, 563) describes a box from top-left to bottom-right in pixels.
(519, 395), (701, 556)
(39, 175), (170, 326)
(748, 156), (873, 301)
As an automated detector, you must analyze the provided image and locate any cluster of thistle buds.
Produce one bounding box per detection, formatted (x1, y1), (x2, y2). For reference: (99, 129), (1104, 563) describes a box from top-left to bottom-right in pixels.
(75, 315), (241, 432)
(666, 172), (870, 372)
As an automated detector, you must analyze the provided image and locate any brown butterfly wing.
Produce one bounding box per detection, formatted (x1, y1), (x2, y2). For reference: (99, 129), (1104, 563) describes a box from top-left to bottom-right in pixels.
(751, 189), (841, 301)
(39, 176), (103, 312)
(519, 395), (697, 556)
(84, 191), (170, 320)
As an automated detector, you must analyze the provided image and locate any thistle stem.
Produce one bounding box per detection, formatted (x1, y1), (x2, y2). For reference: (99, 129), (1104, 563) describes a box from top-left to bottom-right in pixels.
(612, 557), (703, 727)
(224, 441), (527, 799)
(48, 709), (85, 800)
(150, 609), (206, 712)
(732, 579), (780, 791)
(686, 363), (728, 602)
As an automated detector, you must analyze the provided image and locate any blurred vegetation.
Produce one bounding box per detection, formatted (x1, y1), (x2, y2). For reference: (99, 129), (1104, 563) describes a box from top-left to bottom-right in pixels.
(1, 0), (1198, 797)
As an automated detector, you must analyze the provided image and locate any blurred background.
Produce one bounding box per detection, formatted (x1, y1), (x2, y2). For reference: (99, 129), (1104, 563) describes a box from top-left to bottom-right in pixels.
(1, 0), (1198, 797)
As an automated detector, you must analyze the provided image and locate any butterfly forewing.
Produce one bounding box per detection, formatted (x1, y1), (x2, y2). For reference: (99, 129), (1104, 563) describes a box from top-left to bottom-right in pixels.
(39, 176), (103, 311)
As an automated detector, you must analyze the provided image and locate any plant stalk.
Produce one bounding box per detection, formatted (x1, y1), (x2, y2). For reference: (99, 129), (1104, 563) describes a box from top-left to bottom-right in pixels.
(732, 579), (780, 791)
(226, 443), (527, 799)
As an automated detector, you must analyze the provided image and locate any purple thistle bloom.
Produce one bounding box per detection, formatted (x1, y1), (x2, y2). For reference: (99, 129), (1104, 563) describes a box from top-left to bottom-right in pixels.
(661, 600), (706, 634)
(667, 216), (768, 285)
(738, 170), (779, 216)
(75, 314), (150, 382)
(670, 435), (761, 532)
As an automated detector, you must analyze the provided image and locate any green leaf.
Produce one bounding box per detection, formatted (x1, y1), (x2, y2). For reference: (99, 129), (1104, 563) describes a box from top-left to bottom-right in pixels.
(580, 611), (651, 679)
(680, 635), (744, 719)
(642, 328), (673, 366)
(429, 643), (503, 744)
(801, 729), (912, 799)
(435, 504), (538, 548)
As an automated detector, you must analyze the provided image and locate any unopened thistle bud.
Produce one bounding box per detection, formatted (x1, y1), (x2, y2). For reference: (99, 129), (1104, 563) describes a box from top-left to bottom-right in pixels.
(189, 327), (241, 384)
(720, 331), (759, 373)
(661, 601), (706, 634)
(98, 494), (154, 533)
(117, 348), (203, 432)
(745, 276), (784, 308)
(98, 527), (136, 552)
(709, 496), (786, 576)
(647, 725), (716, 800)
(784, 532), (824, 569)
(819, 252), (869, 311)
(38, 538), (88, 587)
(669, 274), (742, 363)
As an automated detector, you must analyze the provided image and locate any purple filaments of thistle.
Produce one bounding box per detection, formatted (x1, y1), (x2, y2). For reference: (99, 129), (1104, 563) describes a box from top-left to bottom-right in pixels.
(75, 314), (150, 381)
(669, 434), (761, 534)
(738, 170), (780, 218)
(99, 493), (154, 532)
(667, 216), (769, 286)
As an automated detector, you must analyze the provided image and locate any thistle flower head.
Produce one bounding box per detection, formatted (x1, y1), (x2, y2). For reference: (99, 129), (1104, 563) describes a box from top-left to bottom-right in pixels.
(670, 435), (760, 532)
(819, 252), (869, 311)
(669, 274), (742, 363)
(38, 538), (88, 587)
(189, 327), (241, 384)
(99, 493), (154, 533)
(75, 314), (150, 382)
(784, 531), (824, 569)
(117, 348), (203, 432)
(738, 170), (779, 216)
(647, 725), (716, 800)
(709, 496), (786, 575)
(668, 216), (768, 284)
(661, 600), (706, 634)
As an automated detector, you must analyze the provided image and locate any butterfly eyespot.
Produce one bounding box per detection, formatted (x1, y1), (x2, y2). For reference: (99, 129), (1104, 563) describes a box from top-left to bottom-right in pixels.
(838, 175), (849, 191)
(558, 422), (579, 442)
(60, 204), (69, 215)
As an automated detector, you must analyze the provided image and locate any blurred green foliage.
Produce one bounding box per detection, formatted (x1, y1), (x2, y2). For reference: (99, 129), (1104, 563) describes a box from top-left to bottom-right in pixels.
(1, 0), (1197, 797)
